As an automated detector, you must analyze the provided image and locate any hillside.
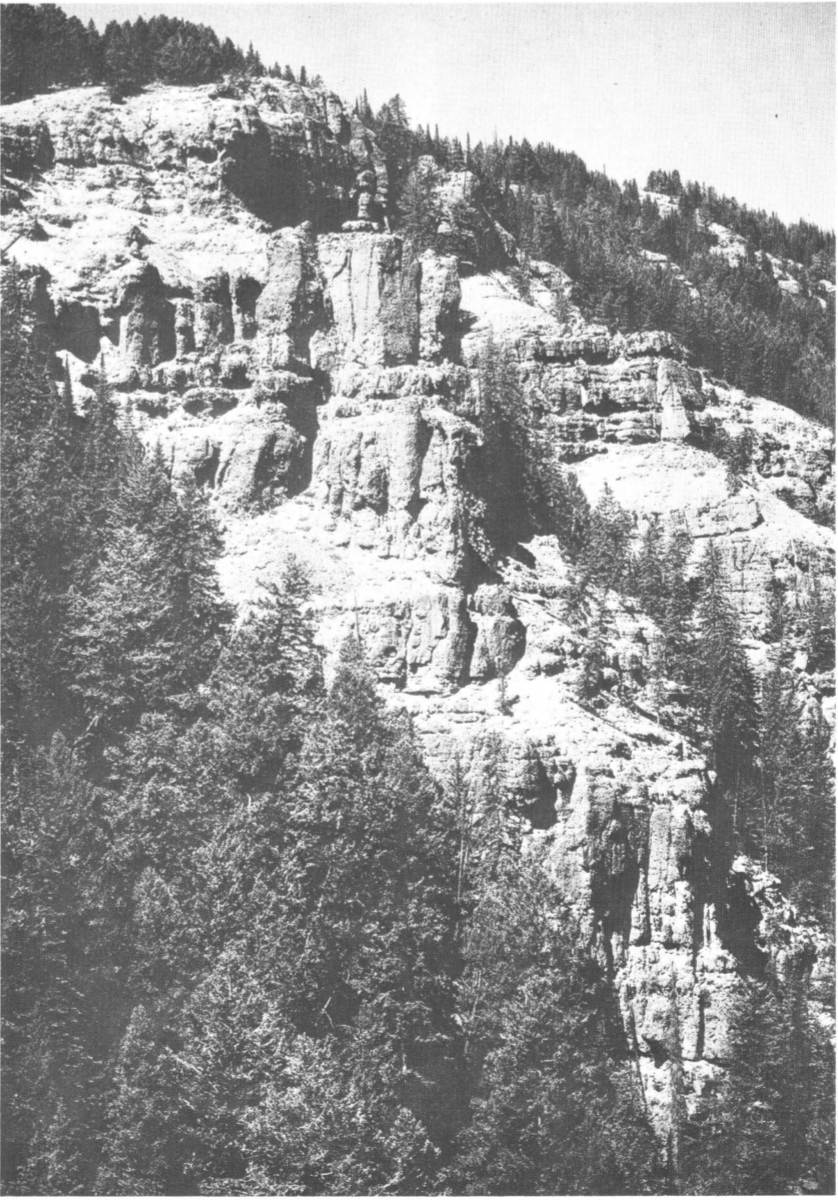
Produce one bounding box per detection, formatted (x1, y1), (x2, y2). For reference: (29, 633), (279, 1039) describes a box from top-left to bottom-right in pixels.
(1, 59), (835, 1198)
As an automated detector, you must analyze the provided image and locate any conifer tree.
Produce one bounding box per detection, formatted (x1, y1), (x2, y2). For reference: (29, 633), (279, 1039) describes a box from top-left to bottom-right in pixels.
(694, 542), (757, 788)
(69, 445), (231, 752)
(680, 970), (835, 1194)
(1, 268), (86, 757)
(540, 461), (591, 562)
(659, 524), (694, 680)
(2, 736), (126, 1195)
(452, 849), (661, 1195)
(764, 576), (787, 645)
(356, 87), (374, 124)
(746, 652), (835, 924)
(281, 638), (465, 1143)
(208, 560), (322, 797)
(398, 163), (440, 258)
(583, 482), (633, 591)
(103, 19), (141, 98)
(98, 1003), (204, 1194)
(243, 41), (262, 76)
(76, 365), (127, 575)
(634, 517), (666, 619)
(576, 601), (609, 701)
(802, 566), (835, 673)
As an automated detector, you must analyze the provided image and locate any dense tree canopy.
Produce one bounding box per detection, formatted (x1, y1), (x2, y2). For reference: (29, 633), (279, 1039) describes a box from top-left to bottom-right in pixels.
(0, 5), (323, 103)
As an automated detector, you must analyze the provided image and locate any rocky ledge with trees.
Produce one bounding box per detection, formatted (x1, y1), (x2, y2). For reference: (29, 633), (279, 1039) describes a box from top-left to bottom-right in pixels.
(1, 7), (835, 1195)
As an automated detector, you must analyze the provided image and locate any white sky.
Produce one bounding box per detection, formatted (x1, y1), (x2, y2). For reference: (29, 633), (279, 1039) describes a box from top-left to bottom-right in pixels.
(62, 2), (835, 229)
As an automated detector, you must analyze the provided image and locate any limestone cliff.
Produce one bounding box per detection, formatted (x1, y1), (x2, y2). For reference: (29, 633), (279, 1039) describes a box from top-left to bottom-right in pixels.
(2, 79), (833, 1144)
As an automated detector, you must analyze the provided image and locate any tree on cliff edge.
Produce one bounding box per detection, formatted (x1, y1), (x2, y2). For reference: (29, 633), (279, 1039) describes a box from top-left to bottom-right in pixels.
(694, 541), (757, 787)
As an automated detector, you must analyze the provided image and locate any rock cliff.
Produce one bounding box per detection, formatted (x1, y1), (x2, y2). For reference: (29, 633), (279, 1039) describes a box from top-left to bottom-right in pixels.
(2, 79), (833, 1144)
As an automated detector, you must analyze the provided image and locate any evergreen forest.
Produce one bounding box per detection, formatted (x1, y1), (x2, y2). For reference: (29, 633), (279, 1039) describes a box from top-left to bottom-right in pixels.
(0, 5), (319, 105)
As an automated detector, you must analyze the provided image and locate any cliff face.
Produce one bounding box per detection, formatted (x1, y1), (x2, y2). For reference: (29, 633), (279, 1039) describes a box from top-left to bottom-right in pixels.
(2, 80), (833, 1141)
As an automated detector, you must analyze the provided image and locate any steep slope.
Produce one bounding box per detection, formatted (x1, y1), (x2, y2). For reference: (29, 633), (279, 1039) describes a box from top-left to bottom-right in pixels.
(2, 78), (834, 1147)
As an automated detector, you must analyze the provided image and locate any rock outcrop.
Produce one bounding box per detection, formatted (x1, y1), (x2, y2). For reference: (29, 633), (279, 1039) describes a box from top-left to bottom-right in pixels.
(2, 79), (834, 1147)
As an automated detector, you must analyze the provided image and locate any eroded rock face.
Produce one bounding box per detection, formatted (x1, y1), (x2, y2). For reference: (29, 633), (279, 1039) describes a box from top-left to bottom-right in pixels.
(118, 262), (176, 367)
(2, 80), (378, 231)
(545, 752), (747, 1133)
(468, 585), (526, 679)
(255, 225), (324, 370)
(312, 391), (484, 582)
(658, 358), (700, 440)
(2, 81), (834, 1150)
(314, 233), (420, 369)
(419, 249), (461, 361)
(319, 583), (474, 694)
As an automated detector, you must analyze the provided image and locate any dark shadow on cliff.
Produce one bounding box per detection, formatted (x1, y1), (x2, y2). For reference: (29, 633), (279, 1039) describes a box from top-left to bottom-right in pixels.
(704, 779), (768, 977)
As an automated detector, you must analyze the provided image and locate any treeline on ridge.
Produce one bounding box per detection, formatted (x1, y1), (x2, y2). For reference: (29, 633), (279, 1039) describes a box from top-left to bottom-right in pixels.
(390, 115), (835, 428)
(0, 4), (320, 105)
(645, 167), (832, 269)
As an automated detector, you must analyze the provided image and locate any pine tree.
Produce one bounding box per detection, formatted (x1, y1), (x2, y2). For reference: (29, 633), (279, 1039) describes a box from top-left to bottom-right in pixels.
(802, 565), (835, 673)
(69, 446), (231, 752)
(680, 971), (835, 1194)
(2, 736), (127, 1195)
(540, 461), (591, 561)
(658, 524), (694, 681)
(208, 560), (322, 797)
(244, 41), (262, 76)
(98, 1003), (203, 1194)
(464, 733), (513, 892)
(374, 95), (416, 219)
(1, 268), (86, 758)
(398, 162), (440, 257)
(747, 652), (835, 923)
(764, 576), (787, 644)
(102, 19), (141, 99)
(281, 638), (465, 1146)
(633, 517), (666, 619)
(583, 482), (633, 591)
(76, 364), (126, 575)
(452, 850), (661, 1195)
(694, 541), (757, 789)
(356, 87), (373, 125)
(577, 601), (609, 702)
